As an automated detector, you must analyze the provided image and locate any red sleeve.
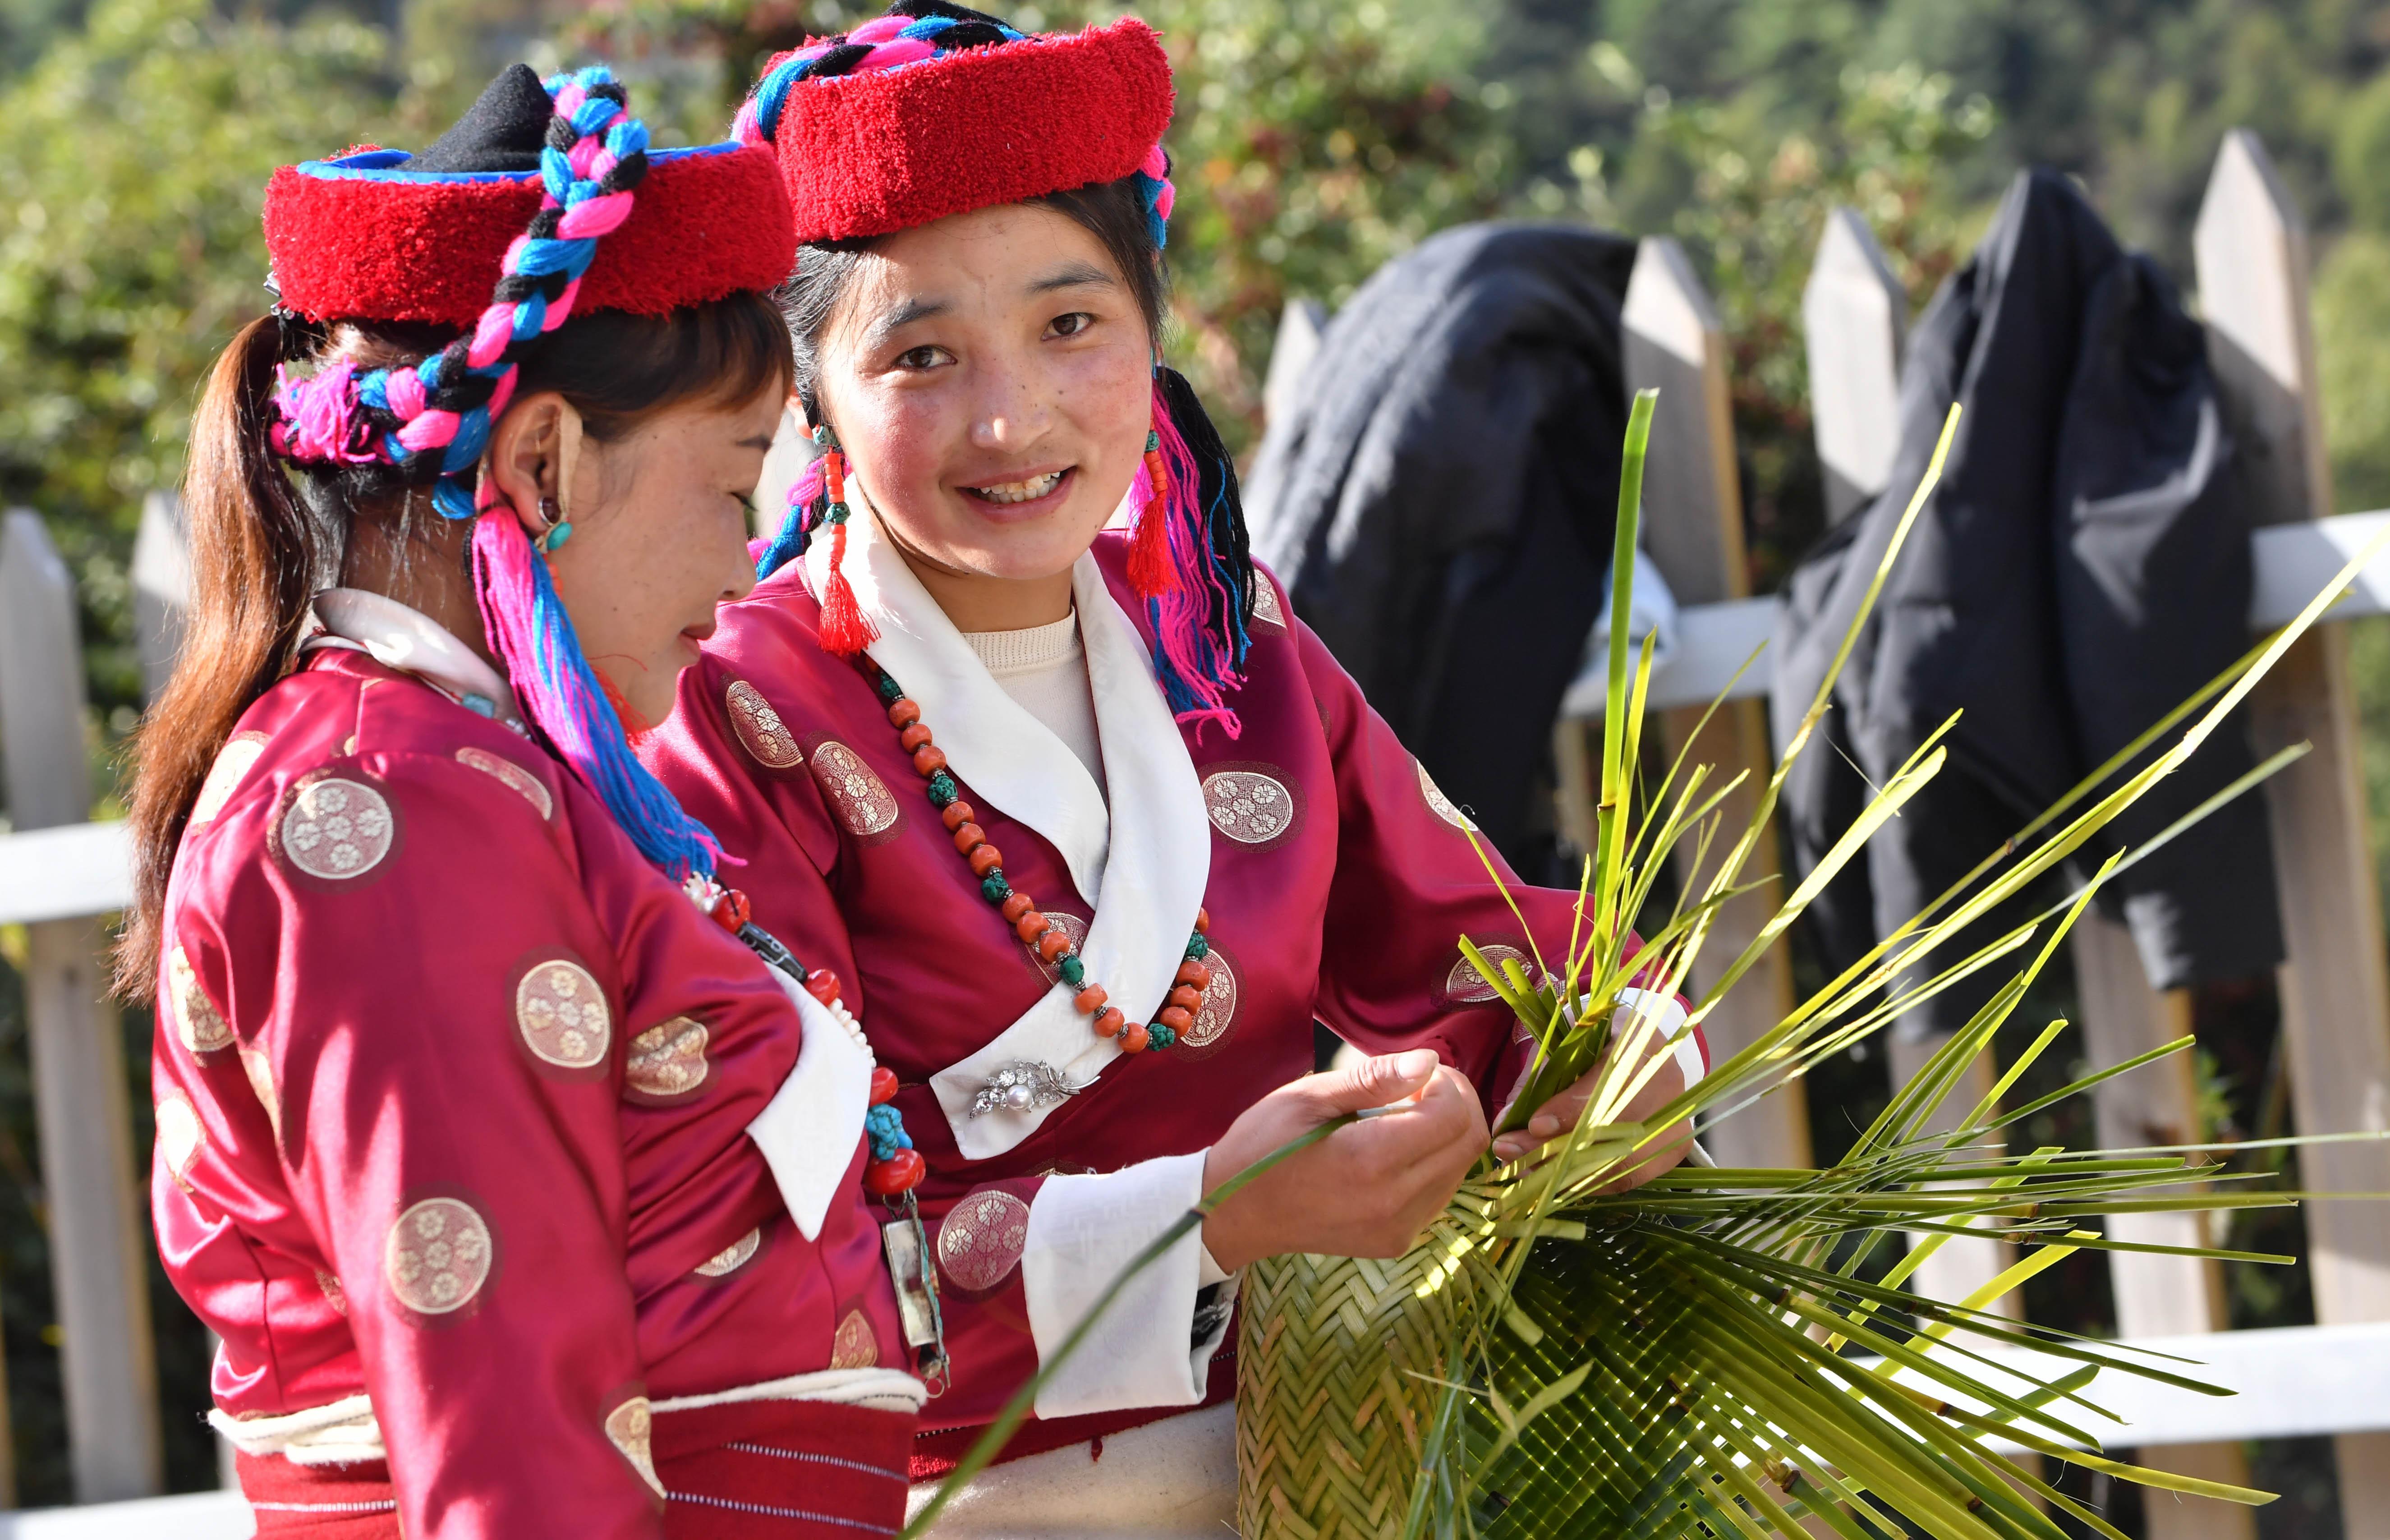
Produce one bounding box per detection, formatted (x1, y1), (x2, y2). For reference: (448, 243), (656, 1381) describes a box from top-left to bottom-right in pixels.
(1291, 616), (1687, 1110)
(179, 752), (661, 1539)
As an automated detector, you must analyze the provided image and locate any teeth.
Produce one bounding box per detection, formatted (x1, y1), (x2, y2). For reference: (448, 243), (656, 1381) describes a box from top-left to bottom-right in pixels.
(969, 470), (1064, 505)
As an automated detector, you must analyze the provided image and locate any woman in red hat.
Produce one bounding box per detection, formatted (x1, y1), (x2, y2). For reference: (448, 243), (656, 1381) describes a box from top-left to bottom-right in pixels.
(642, 4), (1712, 1527)
(125, 62), (928, 1538)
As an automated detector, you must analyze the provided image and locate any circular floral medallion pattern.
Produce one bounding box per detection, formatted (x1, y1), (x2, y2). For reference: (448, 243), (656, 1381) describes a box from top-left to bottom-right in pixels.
(384, 1197), (493, 1315)
(830, 1308), (879, 1369)
(1250, 578), (1288, 632)
(1028, 911), (1090, 984)
(625, 1016), (709, 1097)
(279, 777), (396, 880)
(455, 746), (552, 820)
(938, 1188), (1031, 1293)
(1446, 944), (1531, 1005)
(694, 1228), (760, 1278)
(190, 733), (268, 827)
(1417, 763), (1474, 833)
(1179, 944), (1240, 1053)
(1202, 769), (1296, 846)
(809, 740), (900, 838)
(156, 1089), (202, 1185)
(605, 1397), (664, 1498)
(726, 680), (803, 770)
(168, 946), (233, 1054)
(516, 961), (611, 1070)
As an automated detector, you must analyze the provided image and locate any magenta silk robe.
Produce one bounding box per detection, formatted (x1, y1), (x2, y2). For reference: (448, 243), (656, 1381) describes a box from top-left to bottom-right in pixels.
(152, 600), (905, 1538)
(643, 513), (1695, 1474)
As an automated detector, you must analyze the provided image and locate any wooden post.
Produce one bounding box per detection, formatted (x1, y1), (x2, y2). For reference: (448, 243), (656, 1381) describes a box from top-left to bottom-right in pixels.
(1620, 238), (1811, 1171)
(1796, 214), (2015, 1320)
(129, 492), (188, 703)
(1801, 207), (1907, 526)
(1262, 299), (1328, 435)
(2073, 912), (2256, 1538)
(2197, 129), (2390, 1539)
(0, 510), (163, 1503)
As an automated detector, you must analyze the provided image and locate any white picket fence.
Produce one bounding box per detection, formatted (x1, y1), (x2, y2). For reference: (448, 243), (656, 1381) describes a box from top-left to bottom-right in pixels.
(3, 126), (2390, 1535)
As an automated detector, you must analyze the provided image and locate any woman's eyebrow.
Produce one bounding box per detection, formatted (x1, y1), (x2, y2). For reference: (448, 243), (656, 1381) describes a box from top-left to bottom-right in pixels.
(1027, 261), (1117, 295)
(862, 296), (948, 352)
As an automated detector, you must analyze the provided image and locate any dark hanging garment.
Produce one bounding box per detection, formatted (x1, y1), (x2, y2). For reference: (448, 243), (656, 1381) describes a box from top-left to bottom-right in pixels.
(1246, 223), (1639, 880)
(1773, 169), (2284, 1037)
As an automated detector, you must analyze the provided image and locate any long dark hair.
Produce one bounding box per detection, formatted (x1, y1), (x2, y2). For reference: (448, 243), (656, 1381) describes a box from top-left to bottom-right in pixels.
(116, 294), (792, 999)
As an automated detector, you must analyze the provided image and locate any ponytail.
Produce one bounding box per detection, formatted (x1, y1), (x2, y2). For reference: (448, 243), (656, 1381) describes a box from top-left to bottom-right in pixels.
(115, 316), (335, 999)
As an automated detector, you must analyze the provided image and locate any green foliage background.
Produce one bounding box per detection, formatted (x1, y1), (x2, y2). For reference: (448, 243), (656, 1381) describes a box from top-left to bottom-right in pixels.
(0, 0), (2387, 1519)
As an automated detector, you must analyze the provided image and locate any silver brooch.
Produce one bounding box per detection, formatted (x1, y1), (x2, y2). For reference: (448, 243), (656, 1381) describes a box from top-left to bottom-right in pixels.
(969, 1061), (1081, 1118)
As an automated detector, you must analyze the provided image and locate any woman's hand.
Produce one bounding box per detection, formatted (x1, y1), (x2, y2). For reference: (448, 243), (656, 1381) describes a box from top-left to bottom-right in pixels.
(1490, 1031), (1692, 1193)
(1200, 1049), (1488, 1273)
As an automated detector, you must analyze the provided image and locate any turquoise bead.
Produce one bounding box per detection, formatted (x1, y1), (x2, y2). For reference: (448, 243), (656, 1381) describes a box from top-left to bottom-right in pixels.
(1145, 1023), (1177, 1051)
(1058, 954), (1086, 988)
(928, 771), (959, 808)
(875, 672), (903, 705)
(1185, 933), (1210, 961)
(981, 871), (1009, 904)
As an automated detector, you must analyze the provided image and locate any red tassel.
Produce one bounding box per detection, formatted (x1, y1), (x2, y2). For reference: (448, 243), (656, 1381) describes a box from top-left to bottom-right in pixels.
(1127, 448), (1176, 599)
(818, 519), (879, 657)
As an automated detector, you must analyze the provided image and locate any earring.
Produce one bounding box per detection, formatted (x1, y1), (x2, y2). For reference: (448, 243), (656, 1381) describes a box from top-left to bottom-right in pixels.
(810, 422), (878, 656)
(536, 495), (573, 554)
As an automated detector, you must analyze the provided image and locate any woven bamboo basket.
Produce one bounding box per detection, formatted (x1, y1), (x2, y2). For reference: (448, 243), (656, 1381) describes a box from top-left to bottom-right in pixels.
(1236, 1186), (1496, 1538)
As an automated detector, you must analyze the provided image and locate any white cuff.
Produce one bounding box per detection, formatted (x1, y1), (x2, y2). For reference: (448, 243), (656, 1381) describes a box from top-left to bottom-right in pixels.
(1614, 987), (1704, 1092)
(1024, 1152), (1227, 1419)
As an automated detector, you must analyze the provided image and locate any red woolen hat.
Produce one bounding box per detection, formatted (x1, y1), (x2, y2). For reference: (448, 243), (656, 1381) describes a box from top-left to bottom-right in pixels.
(263, 64), (795, 327)
(738, 1), (1177, 245)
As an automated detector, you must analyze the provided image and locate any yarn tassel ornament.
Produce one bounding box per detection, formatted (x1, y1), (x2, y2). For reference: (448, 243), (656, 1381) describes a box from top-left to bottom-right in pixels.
(1126, 428), (1176, 598)
(750, 452), (827, 579)
(815, 448), (881, 657)
(1142, 369), (1256, 738)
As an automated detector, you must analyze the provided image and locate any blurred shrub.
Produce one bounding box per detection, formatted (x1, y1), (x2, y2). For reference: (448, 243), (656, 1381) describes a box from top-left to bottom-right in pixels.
(1641, 64), (1994, 588)
(0, 0), (391, 751)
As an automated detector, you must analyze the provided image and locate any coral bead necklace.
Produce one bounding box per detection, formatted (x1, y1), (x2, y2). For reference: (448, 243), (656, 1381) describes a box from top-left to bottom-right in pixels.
(864, 662), (1213, 1055)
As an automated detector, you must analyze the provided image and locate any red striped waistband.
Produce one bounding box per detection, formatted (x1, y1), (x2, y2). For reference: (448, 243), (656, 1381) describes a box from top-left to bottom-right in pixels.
(240, 1398), (915, 1537)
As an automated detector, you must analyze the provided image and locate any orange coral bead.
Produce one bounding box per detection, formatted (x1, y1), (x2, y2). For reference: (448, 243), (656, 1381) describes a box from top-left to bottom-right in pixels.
(804, 969), (842, 1005)
(1074, 984), (1108, 1015)
(869, 1066), (901, 1106)
(1094, 1007), (1125, 1038)
(1016, 912), (1051, 944)
(865, 1149), (925, 1196)
(1167, 984), (1203, 1014)
(968, 844), (1004, 878)
(1157, 1006), (1194, 1033)
(1000, 892), (1036, 924)
(899, 722), (934, 753)
(912, 745), (947, 776)
(1175, 960), (1211, 991)
(1037, 929), (1073, 963)
(1119, 1022), (1151, 1053)
(1194, 907), (1211, 934)
(952, 822), (986, 855)
(887, 698), (922, 730)
(941, 801), (975, 832)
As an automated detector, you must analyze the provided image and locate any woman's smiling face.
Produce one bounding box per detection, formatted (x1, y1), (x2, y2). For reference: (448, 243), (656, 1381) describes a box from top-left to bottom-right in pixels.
(812, 201), (1155, 599)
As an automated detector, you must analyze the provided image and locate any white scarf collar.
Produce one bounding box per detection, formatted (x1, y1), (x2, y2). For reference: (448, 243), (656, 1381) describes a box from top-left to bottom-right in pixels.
(305, 587), (521, 728)
(804, 508), (1212, 1159)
